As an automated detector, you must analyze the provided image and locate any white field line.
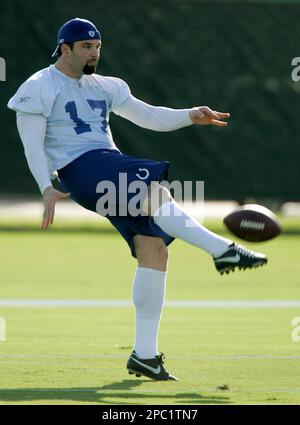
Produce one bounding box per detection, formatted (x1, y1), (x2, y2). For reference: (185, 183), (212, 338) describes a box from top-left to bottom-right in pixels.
(0, 354), (299, 360)
(0, 299), (300, 308)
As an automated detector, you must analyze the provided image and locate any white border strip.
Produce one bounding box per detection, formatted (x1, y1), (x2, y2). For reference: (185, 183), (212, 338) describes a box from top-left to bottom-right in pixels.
(0, 299), (300, 308)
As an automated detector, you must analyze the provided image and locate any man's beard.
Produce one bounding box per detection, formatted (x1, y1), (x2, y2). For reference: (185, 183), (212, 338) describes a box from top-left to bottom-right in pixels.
(83, 63), (97, 75)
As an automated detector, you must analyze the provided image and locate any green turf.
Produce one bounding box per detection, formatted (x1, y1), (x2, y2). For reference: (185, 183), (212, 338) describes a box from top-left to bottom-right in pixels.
(0, 223), (300, 404)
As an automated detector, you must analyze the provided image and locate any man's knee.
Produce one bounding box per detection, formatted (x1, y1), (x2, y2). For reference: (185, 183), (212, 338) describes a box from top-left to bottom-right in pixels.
(134, 235), (168, 271)
(141, 182), (172, 216)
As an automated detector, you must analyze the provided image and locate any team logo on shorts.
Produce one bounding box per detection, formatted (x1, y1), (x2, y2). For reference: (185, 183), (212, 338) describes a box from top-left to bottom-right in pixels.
(135, 168), (150, 180)
(89, 31), (95, 37)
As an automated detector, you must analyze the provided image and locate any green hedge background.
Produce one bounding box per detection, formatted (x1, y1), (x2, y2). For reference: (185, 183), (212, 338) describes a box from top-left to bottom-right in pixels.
(1, 0), (299, 201)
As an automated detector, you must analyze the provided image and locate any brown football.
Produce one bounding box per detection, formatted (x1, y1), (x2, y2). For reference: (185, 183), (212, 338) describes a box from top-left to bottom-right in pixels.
(223, 204), (281, 242)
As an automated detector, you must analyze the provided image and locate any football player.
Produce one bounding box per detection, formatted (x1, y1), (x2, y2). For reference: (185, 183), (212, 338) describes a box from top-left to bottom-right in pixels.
(8, 18), (267, 381)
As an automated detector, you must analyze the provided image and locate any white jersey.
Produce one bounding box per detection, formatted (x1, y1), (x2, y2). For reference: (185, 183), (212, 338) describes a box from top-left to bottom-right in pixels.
(8, 65), (130, 174)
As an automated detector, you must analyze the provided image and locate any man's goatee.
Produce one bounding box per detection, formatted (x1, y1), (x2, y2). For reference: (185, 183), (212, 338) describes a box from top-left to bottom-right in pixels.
(83, 64), (96, 75)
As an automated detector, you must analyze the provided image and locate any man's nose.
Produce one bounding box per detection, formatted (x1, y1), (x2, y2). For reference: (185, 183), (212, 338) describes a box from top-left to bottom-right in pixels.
(91, 48), (100, 57)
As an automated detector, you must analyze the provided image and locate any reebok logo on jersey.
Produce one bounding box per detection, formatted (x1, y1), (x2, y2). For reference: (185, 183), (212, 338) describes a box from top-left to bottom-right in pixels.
(131, 357), (161, 374)
(17, 96), (31, 103)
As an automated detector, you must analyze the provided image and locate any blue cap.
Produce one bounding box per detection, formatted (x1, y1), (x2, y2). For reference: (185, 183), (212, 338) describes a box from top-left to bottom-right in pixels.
(52, 18), (101, 57)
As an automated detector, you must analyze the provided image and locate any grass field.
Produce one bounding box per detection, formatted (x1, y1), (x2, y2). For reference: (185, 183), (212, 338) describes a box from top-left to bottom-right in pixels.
(0, 218), (300, 405)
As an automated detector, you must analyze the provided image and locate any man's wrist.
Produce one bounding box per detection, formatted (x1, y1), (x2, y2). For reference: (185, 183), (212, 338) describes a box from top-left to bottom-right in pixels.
(187, 108), (196, 124)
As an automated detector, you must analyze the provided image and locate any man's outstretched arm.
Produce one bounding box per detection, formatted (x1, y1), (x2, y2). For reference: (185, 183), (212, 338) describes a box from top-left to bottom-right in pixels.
(16, 114), (70, 229)
(114, 95), (230, 131)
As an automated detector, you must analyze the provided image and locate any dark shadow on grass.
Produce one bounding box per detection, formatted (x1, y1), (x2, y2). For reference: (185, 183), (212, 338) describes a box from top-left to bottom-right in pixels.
(0, 380), (230, 405)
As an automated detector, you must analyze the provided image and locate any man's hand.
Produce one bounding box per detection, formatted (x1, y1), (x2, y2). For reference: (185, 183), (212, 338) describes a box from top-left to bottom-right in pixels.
(189, 106), (230, 127)
(41, 186), (71, 229)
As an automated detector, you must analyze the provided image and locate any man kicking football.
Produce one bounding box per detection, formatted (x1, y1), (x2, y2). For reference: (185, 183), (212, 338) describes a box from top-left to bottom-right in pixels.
(8, 18), (267, 381)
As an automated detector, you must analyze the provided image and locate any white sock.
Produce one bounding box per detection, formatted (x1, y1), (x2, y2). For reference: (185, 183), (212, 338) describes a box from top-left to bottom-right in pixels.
(153, 200), (231, 257)
(132, 267), (166, 359)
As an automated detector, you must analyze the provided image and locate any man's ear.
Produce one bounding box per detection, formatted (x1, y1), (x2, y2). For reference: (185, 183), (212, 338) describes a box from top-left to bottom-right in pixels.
(60, 43), (71, 56)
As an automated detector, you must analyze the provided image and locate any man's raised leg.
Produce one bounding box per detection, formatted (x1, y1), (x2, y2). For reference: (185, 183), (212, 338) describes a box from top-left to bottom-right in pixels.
(142, 182), (267, 274)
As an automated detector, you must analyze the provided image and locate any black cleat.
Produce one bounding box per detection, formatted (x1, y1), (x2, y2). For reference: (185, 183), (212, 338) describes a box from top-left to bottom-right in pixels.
(127, 351), (178, 381)
(213, 243), (268, 275)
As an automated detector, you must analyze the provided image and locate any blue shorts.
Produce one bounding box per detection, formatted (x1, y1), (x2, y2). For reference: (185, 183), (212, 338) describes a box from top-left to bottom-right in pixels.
(57, 149), (174, 257)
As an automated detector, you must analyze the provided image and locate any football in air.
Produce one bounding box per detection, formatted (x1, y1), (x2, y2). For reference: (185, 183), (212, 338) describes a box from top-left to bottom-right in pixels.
(223, 204), (281, 242)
